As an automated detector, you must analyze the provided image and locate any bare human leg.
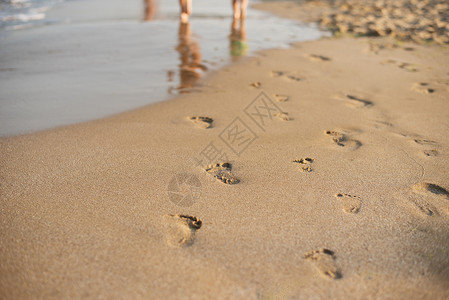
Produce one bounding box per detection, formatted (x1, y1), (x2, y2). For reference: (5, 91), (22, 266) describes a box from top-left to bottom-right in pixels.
(144, 0), (155, 21)
(180, 0), (192, 23)
(232, 0), (240, 19)
(240, 0), (248, 19)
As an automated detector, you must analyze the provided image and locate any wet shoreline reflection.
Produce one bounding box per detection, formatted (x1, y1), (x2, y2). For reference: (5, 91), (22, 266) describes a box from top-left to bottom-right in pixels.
(175, 21), (208, 93)
(230, 18), (248, 60)
(139, 1), (321, 98)
(169, 18), (249, 94)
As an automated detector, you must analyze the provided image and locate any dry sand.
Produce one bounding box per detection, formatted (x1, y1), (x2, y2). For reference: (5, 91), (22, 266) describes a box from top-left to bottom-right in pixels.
(254, 0), (449, 44)
(1, 2), (449, 300)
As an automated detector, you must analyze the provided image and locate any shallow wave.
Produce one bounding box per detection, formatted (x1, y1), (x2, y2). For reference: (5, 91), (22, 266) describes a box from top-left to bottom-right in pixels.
(1, 11), (45, 22)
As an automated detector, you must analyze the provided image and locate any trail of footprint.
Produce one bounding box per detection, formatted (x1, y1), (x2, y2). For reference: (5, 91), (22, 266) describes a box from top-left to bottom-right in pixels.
(401, 183), (449, 217)
(293, 157), (314, 172)
(305, 249), (341, 279)
(335, 193), (361, 214)
(274, 94), (289, 102)
(335, 93), (373, 109)
(274, 112), (291, 121)
(382, 59), (418, 72)
(382, 59), (397, 65)
(367, 43), (384, 55)
(412, 82), (435, 94)
(325, 130), (345, 146)
(188, 116), (213, 129)
(398, 62), (418, 72)
(285, 74), (303, 82)
(411, 138), (439, 157)
(271, 71), (284, 78)
(205, 162), (240, 185)
(413, 139), (437, 146)
(405, 196), (439, 216)
(271, 70), (303, 82)
(371, 119), (394, 130)
(412, 182), (449, 199)
(423, 150), (439, 157)
(164, 214), (202, 248)
(395, 133), (440, 157)
(366, 42), (399, 54)
(307, 54), (331, 62)
(325, 130), (362, 150)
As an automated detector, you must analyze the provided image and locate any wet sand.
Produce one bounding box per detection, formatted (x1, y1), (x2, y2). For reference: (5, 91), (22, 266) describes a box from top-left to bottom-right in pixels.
(0, 0), (323, 136)
(1, 1), (449, 299)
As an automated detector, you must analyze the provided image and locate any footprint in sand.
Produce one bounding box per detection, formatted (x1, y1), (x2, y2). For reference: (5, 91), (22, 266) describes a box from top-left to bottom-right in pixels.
(305, 249), (341, 279)
(382, 59), (418, 72)
(413, 139), (437, 146)
(188, 116), (213, 129)
(274, 94), (289, 102)
(164, 214), (202, 248)
(335, 193), (362, 214)
(366, 42), (399, 54)
(371, 119), (394, 130)
(412, 182), (449, 199)
(271, 70), (303, 82)
(250, 82), (262, 88)
(367, 43), (385, 55)
(405, 196), (439, 217)
(395, 133), (439, 158)
(274, 112), (291, 121)
(271, 71), (284, 78)
(382, 59), (397, 65)
(335, 93), (373, 109)
(412, 82), (435, 94)
(423, 149), (439, 157)
(293, 157), (314, 172)
(285, 74), (303, 82)
(398, 62), (418, 72)
(412, 138), (439, 157)
(205, 162), (240, 185)
(307, 54), (331, 62)
(401, 183), (449, 217)
(325, 130), (362, 150)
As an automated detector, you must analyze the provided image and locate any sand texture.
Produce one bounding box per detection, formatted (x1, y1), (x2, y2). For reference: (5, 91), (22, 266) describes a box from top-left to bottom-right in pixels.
(1, 5), (449, 300)
(254, 0), (449, 45)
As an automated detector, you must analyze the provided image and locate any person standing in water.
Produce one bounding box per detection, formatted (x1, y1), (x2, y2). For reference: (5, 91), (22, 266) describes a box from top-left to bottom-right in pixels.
(144, 0), (155, 21)
(179, 0), (192, 23)
(232, 0), (248, 19)
(179, 0), (248, 23)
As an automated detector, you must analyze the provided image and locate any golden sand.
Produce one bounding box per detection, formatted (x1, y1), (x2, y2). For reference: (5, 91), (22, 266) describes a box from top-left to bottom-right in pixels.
(1, 4), (449, 299)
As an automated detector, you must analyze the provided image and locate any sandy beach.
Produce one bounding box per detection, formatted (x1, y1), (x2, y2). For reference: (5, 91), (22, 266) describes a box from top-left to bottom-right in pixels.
(1, 0), (449, 299)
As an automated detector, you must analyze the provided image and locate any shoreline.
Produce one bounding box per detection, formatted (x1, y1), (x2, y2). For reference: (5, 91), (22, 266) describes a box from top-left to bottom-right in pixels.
(1, 1), (449, 299)
(0, 0), (325, 137)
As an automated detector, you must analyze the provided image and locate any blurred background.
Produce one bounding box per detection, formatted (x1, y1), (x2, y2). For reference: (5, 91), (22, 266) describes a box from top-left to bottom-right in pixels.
(0, 0), (326, 136)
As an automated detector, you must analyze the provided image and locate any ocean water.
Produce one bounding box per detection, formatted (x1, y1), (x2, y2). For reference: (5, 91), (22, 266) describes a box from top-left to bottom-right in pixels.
(0, 0), (328, 136)
(0, 0), (62, 29)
